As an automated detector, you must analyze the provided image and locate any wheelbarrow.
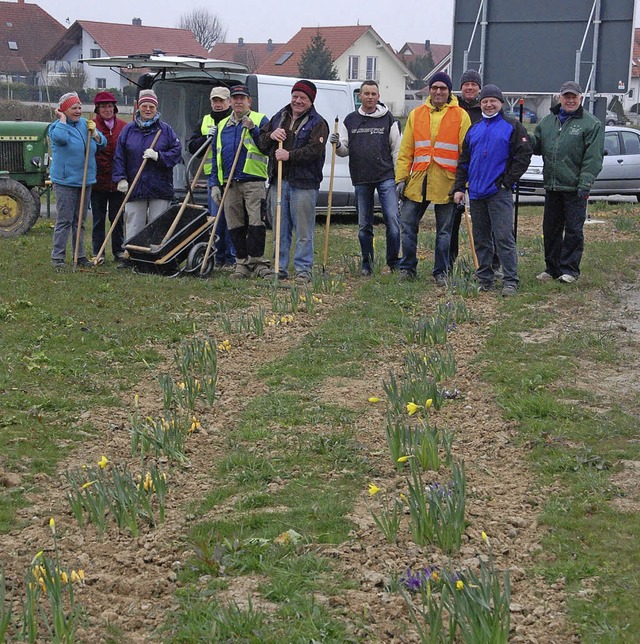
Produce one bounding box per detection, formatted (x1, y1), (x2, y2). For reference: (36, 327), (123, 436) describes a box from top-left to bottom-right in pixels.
(124, 204), (216, 276)
(123, 133), (218, 277)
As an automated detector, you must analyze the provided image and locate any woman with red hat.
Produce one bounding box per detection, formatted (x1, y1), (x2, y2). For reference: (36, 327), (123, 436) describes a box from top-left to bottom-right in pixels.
(91, 91), (128, 260)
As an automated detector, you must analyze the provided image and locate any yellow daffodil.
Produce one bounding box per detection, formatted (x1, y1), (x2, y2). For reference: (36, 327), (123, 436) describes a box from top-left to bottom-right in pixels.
(77, 569), (85, 583)
(134, 394), (139, 407)
(60, 571), (68, 584)
(456, 580), (465, 591)
(406, 401), (421, 415)
(70, 570), (80, 583)
(368, 483), (381, 496)
(482, 530), (489, 543)
(399, 493), (408, 503)
(368, 396), (382, 403)
(397, 455), (410, 463)
(425, 398), (433, 409)
(49, 517), (55, 534)
(82, 480), (96, 489)
(97, 455), (109, 469)
(431, 571), (439, 582)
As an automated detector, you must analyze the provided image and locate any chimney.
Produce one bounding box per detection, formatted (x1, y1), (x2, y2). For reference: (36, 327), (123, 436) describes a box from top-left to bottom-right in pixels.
(132, 18), (142, 26)
(425, 39), (430, 50)
(238, 37), (244, 47)
(267, 38), (273, 52)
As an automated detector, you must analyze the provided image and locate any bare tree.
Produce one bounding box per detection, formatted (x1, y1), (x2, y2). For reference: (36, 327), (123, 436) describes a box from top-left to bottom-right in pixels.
(178, 8), (227, 50)
(53, 65), (89, 93)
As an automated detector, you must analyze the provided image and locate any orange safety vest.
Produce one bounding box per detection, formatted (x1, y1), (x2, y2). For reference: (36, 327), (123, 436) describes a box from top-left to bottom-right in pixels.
(411, 104), (463, 173)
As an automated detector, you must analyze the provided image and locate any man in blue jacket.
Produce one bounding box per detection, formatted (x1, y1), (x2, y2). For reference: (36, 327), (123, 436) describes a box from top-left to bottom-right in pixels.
(452, 84), (532, 296)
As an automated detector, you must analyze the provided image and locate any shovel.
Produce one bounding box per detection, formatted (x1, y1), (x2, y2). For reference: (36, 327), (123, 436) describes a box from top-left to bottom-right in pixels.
(273, 140), (284, 278)
(73, 126), (92, 271)
(459, 201), (479, 270)
(321, 116), (339, 272)
(93, 128), (162, 266)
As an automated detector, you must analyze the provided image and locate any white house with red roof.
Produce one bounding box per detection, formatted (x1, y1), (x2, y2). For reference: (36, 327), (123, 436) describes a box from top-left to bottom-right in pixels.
(40, 18), (209, 91)
(0, 0), (65, 85)
(255, 25), (414, 116)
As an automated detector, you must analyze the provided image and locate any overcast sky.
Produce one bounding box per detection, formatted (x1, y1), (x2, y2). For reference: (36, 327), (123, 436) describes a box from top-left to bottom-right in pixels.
(32, 0), (456, 51)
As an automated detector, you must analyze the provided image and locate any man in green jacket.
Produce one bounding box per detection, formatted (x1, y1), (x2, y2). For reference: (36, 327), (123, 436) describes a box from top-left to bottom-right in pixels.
(531, 81), (604, 283)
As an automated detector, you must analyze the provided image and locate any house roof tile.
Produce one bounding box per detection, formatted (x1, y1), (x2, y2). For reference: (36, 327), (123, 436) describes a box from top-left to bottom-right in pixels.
(209, 40), (284, 72)
(0, 1), (65, 74)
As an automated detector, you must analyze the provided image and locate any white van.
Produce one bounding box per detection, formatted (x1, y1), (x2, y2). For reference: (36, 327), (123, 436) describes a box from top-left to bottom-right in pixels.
(82, 55), (360, 211)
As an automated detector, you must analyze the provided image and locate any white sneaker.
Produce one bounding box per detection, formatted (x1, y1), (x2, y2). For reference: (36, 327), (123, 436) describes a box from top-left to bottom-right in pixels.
(558, 274), (577, 283)
(536, 271), (553, 282)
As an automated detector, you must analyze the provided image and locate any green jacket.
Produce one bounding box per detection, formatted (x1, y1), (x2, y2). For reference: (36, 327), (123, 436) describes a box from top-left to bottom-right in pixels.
(530, 104), (604, 192)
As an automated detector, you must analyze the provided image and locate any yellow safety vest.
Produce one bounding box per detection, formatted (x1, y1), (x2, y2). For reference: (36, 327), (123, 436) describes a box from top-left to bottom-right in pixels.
(216, 111), (268, 184)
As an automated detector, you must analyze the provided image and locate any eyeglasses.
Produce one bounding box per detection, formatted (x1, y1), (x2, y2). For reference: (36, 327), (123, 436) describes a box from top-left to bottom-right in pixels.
(430, 85), (449, 92)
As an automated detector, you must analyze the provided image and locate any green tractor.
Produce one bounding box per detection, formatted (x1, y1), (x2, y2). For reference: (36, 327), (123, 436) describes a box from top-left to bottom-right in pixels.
(0, 120), (50, 237)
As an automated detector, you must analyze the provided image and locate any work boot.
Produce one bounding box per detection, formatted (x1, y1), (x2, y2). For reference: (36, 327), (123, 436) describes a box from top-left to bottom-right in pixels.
(249, 256), (273, 279)
(230, 260), (252, 280)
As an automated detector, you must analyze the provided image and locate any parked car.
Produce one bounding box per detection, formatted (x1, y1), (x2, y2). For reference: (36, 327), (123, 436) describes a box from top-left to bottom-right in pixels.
(606, 110), (622, 126)
(504, 106), (537, 123)
(519, 126), (640, 201)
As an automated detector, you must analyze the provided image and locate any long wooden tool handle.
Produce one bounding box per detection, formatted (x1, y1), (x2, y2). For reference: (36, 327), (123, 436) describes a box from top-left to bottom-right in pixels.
(94, 128), (162, 263)
(274, 140), (284, 277)
(201, 127), (247, 273)
(463, 203), (479, 270)
(161, 138), (212, 244)
(73, 129), (92, 270)
(322, 117), (339, 270)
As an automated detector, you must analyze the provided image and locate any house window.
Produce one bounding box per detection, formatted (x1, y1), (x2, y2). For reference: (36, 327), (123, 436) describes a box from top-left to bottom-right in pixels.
(366, 57), (378, 81)
(275, 52), (293, 65)
(90, 49), (101, 58)
(96, 78), (107, 89)
(348, 56), (359, 80)
(8, 41), (18, 50)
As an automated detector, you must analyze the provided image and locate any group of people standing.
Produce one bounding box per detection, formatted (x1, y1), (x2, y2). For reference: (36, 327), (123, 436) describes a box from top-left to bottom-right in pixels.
(49, 71), (604, 288)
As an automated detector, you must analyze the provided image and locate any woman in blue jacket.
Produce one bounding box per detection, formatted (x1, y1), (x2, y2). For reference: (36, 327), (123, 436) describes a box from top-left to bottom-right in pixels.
(49, 92), (106, 268)
(112, 89), (182, 248)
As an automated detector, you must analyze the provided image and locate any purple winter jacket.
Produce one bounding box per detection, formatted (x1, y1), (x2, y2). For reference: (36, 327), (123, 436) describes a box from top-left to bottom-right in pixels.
(112, 119), (182, 201)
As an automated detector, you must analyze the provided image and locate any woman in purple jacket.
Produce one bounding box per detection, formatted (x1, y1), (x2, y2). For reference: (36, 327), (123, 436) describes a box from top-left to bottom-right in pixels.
(112, 89), (182, 247)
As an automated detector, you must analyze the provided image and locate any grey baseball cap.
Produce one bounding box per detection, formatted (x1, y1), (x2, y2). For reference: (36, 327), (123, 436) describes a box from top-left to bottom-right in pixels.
(560, 81), (582, 95)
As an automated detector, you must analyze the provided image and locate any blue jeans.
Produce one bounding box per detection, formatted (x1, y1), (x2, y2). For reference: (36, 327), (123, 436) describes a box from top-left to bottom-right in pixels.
(272, 180), (317, 276)
(470, 187), (518, 286)
(355, 178), (401, 270)
(399, 198), (454, 277)
(91, 189), (125, 258)
(52, 183), (91, 260)
(542, 191), (587, 278)
(209, 193), (236, 266)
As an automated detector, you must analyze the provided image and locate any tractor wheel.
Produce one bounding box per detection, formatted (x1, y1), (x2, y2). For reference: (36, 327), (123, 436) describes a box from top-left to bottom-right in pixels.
(0, 179), (37, 238)
(30, 188), (42, 224)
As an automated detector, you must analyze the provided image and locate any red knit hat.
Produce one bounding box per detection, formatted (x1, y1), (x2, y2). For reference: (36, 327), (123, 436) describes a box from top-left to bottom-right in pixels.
(291, 80), (317, 103)
(58, 92), (81, 112)
(137, 89), (158, 107)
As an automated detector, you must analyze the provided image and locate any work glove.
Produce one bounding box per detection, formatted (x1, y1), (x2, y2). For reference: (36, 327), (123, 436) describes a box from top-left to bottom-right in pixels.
(210, 185), (222, 205)
(577, 188), (590, 200)
(329, 132), (340, 147)
(86, 119), (96, 133)
(241, 116), (254, 130)
(207, 125), (217, 138)
(143, 148), (159, 161)
(117, 179), (129, 193)
(396, 181), (406, 200)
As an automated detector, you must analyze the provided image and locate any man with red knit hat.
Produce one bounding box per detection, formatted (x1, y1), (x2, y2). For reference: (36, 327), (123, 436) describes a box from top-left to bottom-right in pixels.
(259, 80), (329, 284)
(91, 91), (128, 260)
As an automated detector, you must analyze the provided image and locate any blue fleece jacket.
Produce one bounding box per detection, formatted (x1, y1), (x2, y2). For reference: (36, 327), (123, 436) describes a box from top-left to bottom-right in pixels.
(48, 118), (106, 187)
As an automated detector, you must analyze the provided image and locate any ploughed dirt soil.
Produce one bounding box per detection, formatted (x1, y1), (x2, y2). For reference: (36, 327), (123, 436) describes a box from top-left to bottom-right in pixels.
(1, 212), (638, 642)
